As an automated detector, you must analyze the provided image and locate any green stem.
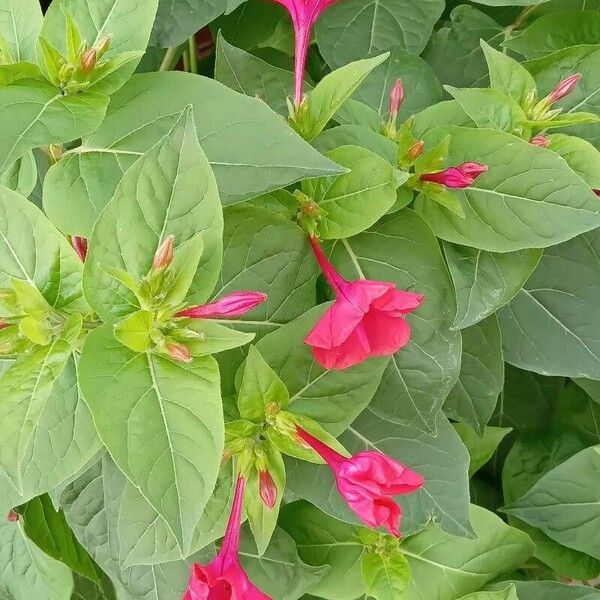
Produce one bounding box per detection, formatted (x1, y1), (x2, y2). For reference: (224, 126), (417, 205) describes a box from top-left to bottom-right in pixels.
(159, 46), (177, 71)
(182, 47), (190, 72)
(188, 35), (198, 74)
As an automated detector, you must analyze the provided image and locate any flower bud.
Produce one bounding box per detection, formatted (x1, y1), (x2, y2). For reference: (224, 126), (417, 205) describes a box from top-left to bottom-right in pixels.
(95, 35), (111, 56)
(71, 236), (88, 262)
(7, 509), (18, 522)
(407, 140), (425, 161)
(152, 235), (174, 271)
(420, 162), (488, 189)
(259, 470), (277, 509)
(80, 48), (97, 73)
(530, 134), (550, 148)
(547, 73), (582, 104)
(388, 79), (404, 123)
(166, 342), (192, 363)
(176, 291), (267, 319)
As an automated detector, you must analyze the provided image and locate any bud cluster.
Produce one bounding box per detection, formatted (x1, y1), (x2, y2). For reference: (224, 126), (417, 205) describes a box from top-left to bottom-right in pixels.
(523, 73), (582, 124)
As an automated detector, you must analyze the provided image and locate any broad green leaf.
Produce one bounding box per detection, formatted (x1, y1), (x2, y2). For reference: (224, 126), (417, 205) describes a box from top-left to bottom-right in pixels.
(286, 411), (472, 538)
(0, 518), (73, 600)
(71, 573), (116, 600)
(84, 107), (223, 324)
(454, 423), (511, 476)
(362, 550), (410, 600)
(505, 12), (600, 58)
(335, 98), (383, 131)
(443, 242), (542, 330)
(330, 211), (461, 433)
(280, 501), (366, 600)
(552, 381), (600, 445)
(526, 45), (600, 148)
(314, 125), (398, 163)
(303, 145), (399, 239)
(151, 0), (228, 47)
(445, 86), (528, 134)
(500, 227), (600, 378)
(0, 316), (81, 491)
(0, 152), (37, 197)
(423, 7), (503, 89)
(17, 494), (100, 582)
(113, 310), (154, 352)
(79, 325), (223, 555)
(492, 580), (600, 600)
(301, 53), (390, 141)
(445, 317), (504, 435)
(412, 100), (474, 137)
(458, 586), (518, 600)
(315, 0), (445, 66)
(401, 505), (534, 600)
(256, 305), (388, 435)
(547, 133), (600, 187)
(43, 72), (341, 237)
(574, 378), (600, 406)
(414, 126), (600, 252)
(184, 320), (255, 357)
(0, 0), (43, 62)
(0, 63), (108, 173)
(506, 445), (600, 559)
(41, 0), (159, 94)
(353, 45), (443, 123)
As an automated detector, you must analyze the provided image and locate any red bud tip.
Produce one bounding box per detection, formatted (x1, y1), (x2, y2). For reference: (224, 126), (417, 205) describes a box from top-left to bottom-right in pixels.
(420, 162), (488, 189)
(593, 189), (600, 198)
(548, 73), (582, 104)
(388, 79), (404, 122)
(408, 140), (425, 161)
(80, 48), (97, 72)
(7, 509), (18, 522)
(259, 470), (277, 509)
(175, 291), (267, 319)
(71, 236), (88, 262)
(152, 235), (174, 271)
(166, 342), (192, 363)
(530, 134), (550, 148)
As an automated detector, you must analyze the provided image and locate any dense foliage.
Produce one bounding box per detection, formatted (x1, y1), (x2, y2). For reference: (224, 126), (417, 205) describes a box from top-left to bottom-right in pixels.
(0, 0), (599, 599)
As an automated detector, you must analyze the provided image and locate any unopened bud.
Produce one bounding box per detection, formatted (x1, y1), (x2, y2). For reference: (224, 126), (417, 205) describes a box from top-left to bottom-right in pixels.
(58, 62), (75, 84)
(152, 235), (174, 271)
(95, 35), (111, 56)
(420, 162), (488, 189)
(166, 342), (192, 363)
(548, 73), (582, 104)
(71, 236), (88, 262)
(176, 291), (267, 319)
(302, 200), (320, 218)
(7, 509), (18, 522)
(80, 48), (97, 73)
(388, 79), (404, 123)
(259, 470), (277, 509)
(530, 134), (550, 148)
(407, 140), (425, 161)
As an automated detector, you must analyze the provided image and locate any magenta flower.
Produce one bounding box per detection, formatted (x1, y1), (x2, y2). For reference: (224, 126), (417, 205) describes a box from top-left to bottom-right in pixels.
(152, 235), (174, 271)
(420, 162), (488, 189)
(547, 73), (582, 104)
(271, 0), (338, 106)
(304, 237), (423, 370)
(530, 134), (550, 148)
(183, 476), (271, 600)
(259, 470), (277, 509)
(71, 236), (88, 262)
(176, 292), (267, 319)
(296, 428), (423, 537)
(388, 79), (404, 122)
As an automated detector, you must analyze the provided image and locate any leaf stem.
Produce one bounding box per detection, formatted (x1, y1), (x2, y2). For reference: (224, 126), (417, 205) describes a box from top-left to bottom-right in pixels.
(188, 36), (198, 74)
(159, 46), (177, 71)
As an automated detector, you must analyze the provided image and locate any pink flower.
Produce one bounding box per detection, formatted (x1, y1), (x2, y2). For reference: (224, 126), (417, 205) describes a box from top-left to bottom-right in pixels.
(71, 236), (88, 262)
(304, 237), (423, 370)
(388, 79), (404, 122)
(152, 235), (174, 271)
(548, 73), (582, 104)
(176, 292), (267, 319)
(183, 476), (271, 600)
(271, 0), (338, 106)
(296, 428), (423, 537)
(530, 134), (550, 148)
(420, 162), (488, 189)
(259, 471), (277, 509)
(166, 342), (192, 363)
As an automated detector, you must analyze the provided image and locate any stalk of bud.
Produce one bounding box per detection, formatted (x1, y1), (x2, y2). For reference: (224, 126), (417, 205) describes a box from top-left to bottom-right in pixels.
(259, 470), (278, 509)
(152, 235), (174, 271)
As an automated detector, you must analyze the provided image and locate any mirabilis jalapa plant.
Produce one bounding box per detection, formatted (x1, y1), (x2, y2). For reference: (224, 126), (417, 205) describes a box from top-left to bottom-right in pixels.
(1, 0), (600, 599)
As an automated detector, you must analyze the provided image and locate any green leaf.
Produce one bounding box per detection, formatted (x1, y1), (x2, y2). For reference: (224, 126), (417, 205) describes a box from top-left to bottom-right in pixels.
(414, 126), (600, 252)
(412, 100), (474, 137)
(79, 325), (223, 555)
(458, 586), (519, 600)
(505, 445), (600, 560)
(547, 133), (600, 188)
(443, 242), (542, 330)
(445, 317), (505, 435)
(255, 305), (388, 435)
(41, 0), (159, 94)
(330, 211), (461, 433)
(362, 549), (410, 600)
(423, 7), (503, 89)
(314, 125), (398, 163)
(553, 382), (600, 446)
(237, 345), (289, 422)
(280, 501), (366, 600)
(454, 423), (512, 477)
(0, 517), (73, 600)
(0, 63), (108, 173)
(301, 53), (389, 141)
(492, 580), (600, 600)
(43, 72), (342, 237)
(113, 310), (154, 352)
(286, 411), (472, 538)
(0, 152), (37, 197)
(0, 0), (43, 62)
(83, 107), (223, 325)
(401, 505), (534, 600)
(183, 320), (255, 357)
(17, 494), (100, 582)
(500, 227), (600, 378)
(302, 145), (398, 239)
(505, 12), (600, 58)
(71, 573), (116, 600)
(315, 0), (445, 66)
